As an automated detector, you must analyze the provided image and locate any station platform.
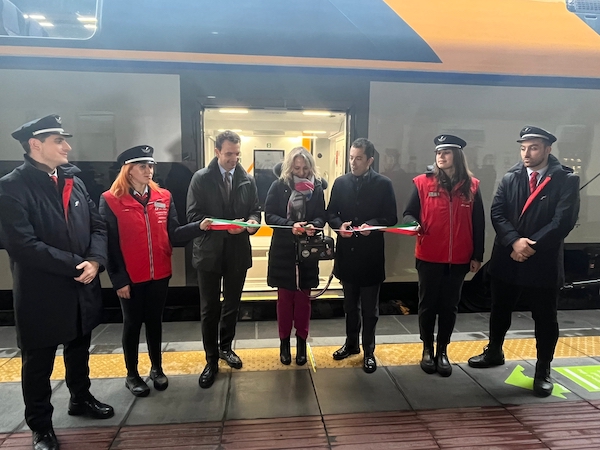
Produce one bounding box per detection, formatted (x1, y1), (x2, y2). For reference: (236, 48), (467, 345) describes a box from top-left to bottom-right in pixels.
(1, 310), (600, 449)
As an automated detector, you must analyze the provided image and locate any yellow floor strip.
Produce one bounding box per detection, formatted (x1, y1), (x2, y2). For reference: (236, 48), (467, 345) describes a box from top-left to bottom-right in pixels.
(1, 337), (599, 383)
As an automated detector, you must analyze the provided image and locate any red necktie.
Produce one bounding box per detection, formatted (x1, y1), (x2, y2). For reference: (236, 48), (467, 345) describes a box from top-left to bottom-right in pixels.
(529, 171), (538, 194)
(50, 175), (58, 186)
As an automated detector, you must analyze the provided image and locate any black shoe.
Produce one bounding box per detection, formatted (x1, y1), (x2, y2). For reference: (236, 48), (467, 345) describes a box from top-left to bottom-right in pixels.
(296, 336), (307, 366)
(420, 346), (436, 374)
(280, 338), (291, 365)
(68, 395), (114, 419)
(33, 429), (59, 450)
(125, 375), (150, 397)
(363, 354), (377, 373)
(332, 344), (360, 360)
(533, 361), (553, 397)
(219, 349), (243, 369)
(436, 349), (452, 377)
(468, 345), (505, 368)
(149, 368), (169, 391)
(199, 363), (218, 389)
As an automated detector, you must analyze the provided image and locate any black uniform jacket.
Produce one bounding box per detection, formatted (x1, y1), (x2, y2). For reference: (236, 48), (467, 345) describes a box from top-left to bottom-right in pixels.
(327, 169), (397, 287)
(265, 178), (326, 291)
(186, 157), (260, 273)
(488, 154), (580, 288)
(0, 156), (107, 350)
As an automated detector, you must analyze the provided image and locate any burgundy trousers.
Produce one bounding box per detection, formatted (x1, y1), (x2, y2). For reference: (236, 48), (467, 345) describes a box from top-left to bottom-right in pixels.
(277, 288), (311, 340)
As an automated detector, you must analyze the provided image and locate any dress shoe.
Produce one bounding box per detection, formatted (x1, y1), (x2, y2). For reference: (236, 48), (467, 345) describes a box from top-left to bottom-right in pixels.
(436, 349), (452, 377)
(533, 361), (553, 397)
(467, 345), (505, 368)
(199, 363), (218, 389)
(363, 354), (377, 373)
(125, 375), (150, 397)
(332, 344), (360, 360)
(149, 368), (169, 391)
(280, 337), (291, 365)
(68, 394), (114, 419)
(219, 349), (243, 369)
(33, 429), (59, 450)
(420, 346), (436, 374)
(296, 336), (307, 366)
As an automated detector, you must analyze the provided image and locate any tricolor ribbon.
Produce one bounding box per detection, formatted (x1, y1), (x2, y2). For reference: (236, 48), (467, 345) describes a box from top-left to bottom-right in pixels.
(206, 218), (420, 235)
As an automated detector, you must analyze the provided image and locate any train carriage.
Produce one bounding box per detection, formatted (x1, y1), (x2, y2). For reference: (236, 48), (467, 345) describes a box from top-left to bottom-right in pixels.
(1, 0), (599, 320)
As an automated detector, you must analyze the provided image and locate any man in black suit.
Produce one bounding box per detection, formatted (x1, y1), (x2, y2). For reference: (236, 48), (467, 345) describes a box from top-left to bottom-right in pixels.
(327, 138), (397, 373)
(187, 130), (260, 388)
(0, 115), (114, 450)
(468, 126), (580, 397)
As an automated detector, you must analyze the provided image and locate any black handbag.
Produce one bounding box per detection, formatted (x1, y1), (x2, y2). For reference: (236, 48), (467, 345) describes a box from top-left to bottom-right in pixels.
(297, 231), (335, 262)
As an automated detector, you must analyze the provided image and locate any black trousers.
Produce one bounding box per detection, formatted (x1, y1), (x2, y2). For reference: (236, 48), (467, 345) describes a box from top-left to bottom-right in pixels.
(119, 277), (170, 376)
(21, 333), (92, 432)
(197, 266), (246, 364)
(342, 281), (380, 355)
(416, 260), (470, 347)
(489, 276), (559, 362)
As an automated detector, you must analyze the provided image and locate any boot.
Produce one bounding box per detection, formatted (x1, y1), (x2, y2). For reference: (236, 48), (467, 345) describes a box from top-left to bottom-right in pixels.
(296, 336), (307, 366)
(436, 344), (452, 377)
(468, 343), (505, 368)
(420, 343), (436, 374)
(533, 360), (553, 397)
(280, 337), (291, 365)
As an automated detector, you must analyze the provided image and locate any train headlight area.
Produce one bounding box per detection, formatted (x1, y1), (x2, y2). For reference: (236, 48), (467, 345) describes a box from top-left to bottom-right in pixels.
(3, 311), (600, 448)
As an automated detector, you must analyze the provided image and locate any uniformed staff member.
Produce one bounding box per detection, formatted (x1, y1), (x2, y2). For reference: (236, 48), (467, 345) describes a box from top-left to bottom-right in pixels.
(403, 135), (484, 377)
(99, 146), (210, 398)
(468, 126), (580, 397)
(327, 138), (397, 373)
(0, 115), (114, 450)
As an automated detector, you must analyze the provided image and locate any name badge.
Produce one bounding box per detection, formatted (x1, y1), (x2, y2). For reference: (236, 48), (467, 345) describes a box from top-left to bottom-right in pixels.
(428, 192), (439, 197)
(154, 201), (166, 209)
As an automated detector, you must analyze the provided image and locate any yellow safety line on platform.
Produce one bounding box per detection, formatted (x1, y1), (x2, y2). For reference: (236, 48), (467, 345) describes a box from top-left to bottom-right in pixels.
(0, 336), (599, 383)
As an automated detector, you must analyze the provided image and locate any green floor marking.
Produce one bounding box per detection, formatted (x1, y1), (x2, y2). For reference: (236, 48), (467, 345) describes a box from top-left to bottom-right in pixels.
(554, 366), (600, 392)
(505, 364), (570, 399)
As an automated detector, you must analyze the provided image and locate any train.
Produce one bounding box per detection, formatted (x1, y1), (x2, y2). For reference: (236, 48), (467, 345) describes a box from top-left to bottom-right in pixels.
(1, 0), (600, 321)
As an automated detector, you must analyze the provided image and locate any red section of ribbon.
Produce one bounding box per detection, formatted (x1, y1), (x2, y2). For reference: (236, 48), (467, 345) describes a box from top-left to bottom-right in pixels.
(520, 175), (551, 218)
(208, 223), (244, 231)
(62, 178), (73, 222)
(383, 228), (419, 236)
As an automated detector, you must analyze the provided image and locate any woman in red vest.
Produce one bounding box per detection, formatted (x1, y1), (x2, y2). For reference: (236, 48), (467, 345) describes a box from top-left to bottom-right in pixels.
(99, 145), (209, 397)
(403, 135), (485, 377)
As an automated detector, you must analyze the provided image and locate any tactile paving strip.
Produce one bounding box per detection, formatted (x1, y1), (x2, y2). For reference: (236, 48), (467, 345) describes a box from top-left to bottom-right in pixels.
(1, 336), (600, 382)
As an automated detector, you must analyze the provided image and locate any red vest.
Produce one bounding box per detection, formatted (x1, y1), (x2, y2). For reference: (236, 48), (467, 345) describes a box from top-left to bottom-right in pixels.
(413, 174), (480, 264)
(102, 188), (173, 283)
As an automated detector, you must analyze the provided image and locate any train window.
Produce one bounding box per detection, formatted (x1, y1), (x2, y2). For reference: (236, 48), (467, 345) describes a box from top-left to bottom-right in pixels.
(0, 0), (98, 39)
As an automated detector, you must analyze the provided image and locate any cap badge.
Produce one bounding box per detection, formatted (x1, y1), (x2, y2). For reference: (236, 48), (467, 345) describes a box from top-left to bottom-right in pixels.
(141, 146), (151, 153)
(56, 116), (62, 124)
(438, 136), (446, 142)
(523, 127), (530, 133)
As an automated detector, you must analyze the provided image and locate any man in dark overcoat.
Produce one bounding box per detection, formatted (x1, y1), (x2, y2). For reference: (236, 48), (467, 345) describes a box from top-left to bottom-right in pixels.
(0, 115), (114, 450)
(186, 130), (260, 388)
(327, 138), (397, 373)
(468, 126), (580, 397)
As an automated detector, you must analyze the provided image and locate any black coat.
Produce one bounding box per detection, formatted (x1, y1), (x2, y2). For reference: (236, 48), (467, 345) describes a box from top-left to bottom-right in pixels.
(265, 178), (326, 291)
(488, 154), (580, 288)
(327, 169), (397, 286)
(0, 156), (107, 350)
(186, 157), (260, 273)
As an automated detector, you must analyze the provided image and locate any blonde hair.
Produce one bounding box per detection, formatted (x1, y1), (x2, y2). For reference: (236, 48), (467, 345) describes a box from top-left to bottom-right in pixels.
(279, 147), (321, 185)
(109, 164), (160, 198)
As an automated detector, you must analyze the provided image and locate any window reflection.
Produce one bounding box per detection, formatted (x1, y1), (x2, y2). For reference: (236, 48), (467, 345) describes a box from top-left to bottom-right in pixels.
(1, 0), (97, 39)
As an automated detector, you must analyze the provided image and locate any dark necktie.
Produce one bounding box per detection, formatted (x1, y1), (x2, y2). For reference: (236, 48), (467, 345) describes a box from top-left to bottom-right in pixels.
(135, 191), (149, 205)
(529, 171), (538, 194)
(224, 172), (232, 200)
